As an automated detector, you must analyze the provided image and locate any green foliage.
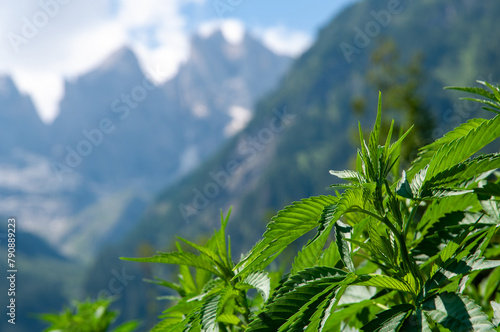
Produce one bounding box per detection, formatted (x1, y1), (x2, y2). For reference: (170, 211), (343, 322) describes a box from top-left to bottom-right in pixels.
(38, 298), (139, 332)
(234, 195), (339, 277)
(122, 209), (271, 331)
(124, 83), (500, 331)
(445, 80), (500, 114)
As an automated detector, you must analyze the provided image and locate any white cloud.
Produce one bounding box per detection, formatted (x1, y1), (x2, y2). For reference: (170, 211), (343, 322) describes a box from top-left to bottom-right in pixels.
(220, 19), (245, 44)
(9, 70), (64, 123)
(0, 0), (312, 124)
(115, 0), (196, 83)
(198, 18), (245, 45)
(198, 20), (219, 38)
(0, 0), (203, 123)
(254, 25), (312, 57)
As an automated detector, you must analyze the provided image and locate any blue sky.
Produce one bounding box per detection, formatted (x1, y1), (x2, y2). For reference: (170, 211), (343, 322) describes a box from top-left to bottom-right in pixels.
(181, 0), (356, 35)
(0, 0), (356, 122)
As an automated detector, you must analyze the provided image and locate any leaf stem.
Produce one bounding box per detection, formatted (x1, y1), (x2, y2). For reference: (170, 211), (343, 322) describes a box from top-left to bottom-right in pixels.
(346, 206), (385, 223)
(346, 205), (422, 297)
(403, 203), (419, 238)
(238, 289), (251, 326)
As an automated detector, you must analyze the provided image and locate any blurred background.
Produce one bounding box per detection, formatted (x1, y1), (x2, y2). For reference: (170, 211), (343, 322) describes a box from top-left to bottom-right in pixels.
(0, 0), (499, 330)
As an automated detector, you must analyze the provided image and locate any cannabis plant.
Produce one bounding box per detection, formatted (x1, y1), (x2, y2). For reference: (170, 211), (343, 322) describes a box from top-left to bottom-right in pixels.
(123, 210), (274, 331)
(124, 81), (500, 331)
(39, 298), (139, 332)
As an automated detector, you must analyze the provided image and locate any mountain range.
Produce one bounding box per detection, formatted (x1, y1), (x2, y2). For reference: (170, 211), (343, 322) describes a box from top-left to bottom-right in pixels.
(0, 30), (290, 331)
(0, 30), (290, 260)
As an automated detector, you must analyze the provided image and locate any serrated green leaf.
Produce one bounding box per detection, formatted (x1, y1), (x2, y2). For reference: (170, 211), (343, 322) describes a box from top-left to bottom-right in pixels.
(482, 81), (500, 96)
(150, 318), (184, 332)
(413, 211), (491, 264)
(248, 284), (338, 332)
(457, 224), (498, 262)
(329, 170), (365, 183)
(317, 240), (340, 267)
(423, 154), (500, 191)
(144, 277), (185, 295)
(335, 220), (355, 272)
(200, 294), (220, 332)
(491, 301), (500, 326)
(216, 286), (239, 314)
(409, 118), (488, 179)
(277, 266), (348, 296)
(480, 199), (500, 221)
(484, 267), (500, 302)
(234, 195), (338, 278)
(475, 182), (500, 197)
(181, 311), (202, 332)
(177, 235), (232, 280)
(361, 304), (414, 331)
(321, 295), (391, 330)
(411, 165), (428, 198)
(241, 271), (271, 302)
(387, 125), (413, 159)
(384, 119), (395, 159)
(357, 149), (365, 176)
(373, 223), (396, 262)
(416, 193), (480, 237)
(174, 242), (199, 294)
(445, 85), (498, 104)
(422, 292), (494, 331)
(198, 278), (225, 299)
(356, 274), (414, 294)
(303, 291), (338, 332)
(280, 284), (340, 332)
(425, 115), (500, 181)
(177, 236), (221, 265)
(216, 211), (228, 268)
(161, 299), (201, 318)
(365, 92), (383, 180)
(291, 200), (343, 274)
(195, 268), (213, 294)
(306, 284), (360, 332)
(121, 252), (221, 276)
(445, 81), (500, 114)
(424, 252), (500, 298)
(217, 314), (240, 325)
(330, 183), (365, 189)
(246, 267), (349, 332)
(395, 171), (413, 199)
(291, 226), (331, 275)
(461, 97), (500, 114)
(112, 320), (140, 332)
(316, 188), (368, 239)
(400, 309), (433, 331)
(358, 122), (371, 180)
(423, 188), (474, 200)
